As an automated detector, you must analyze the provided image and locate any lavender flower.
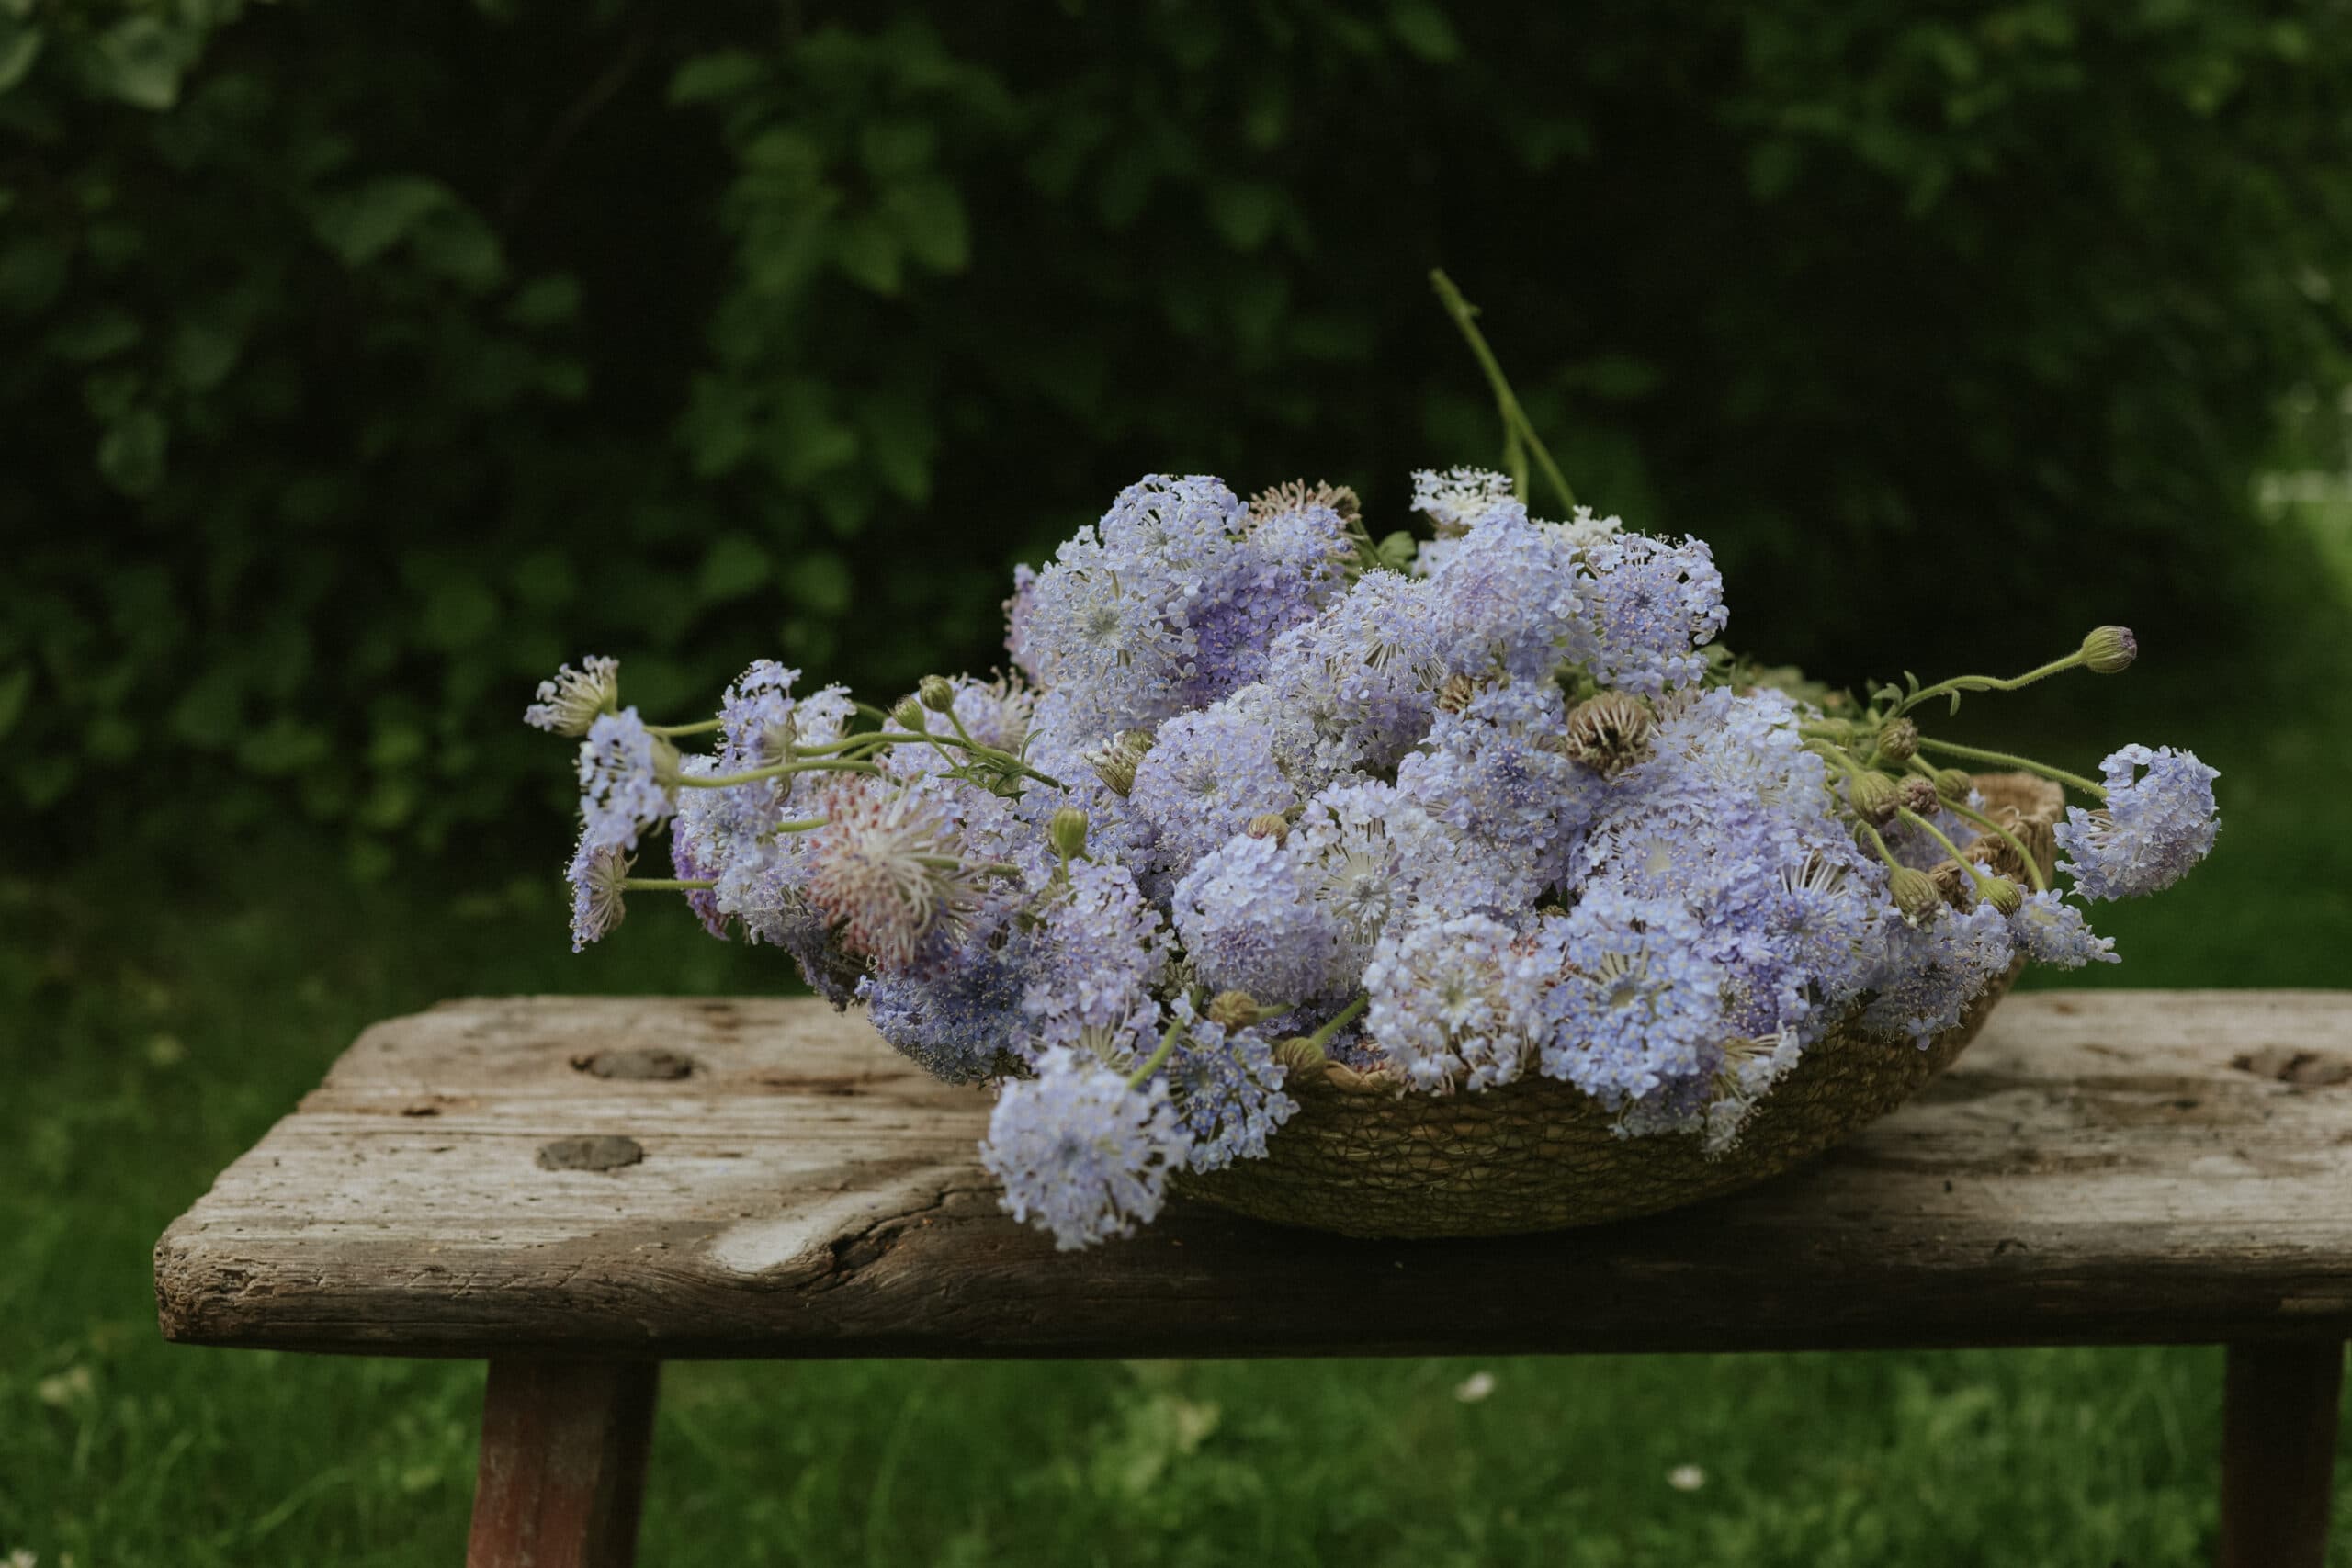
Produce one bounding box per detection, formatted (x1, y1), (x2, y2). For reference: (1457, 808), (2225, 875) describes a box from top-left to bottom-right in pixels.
(1363, 914), (1545, 1092)
(1256, 570), (1443, 784)
(1577, 534), (1727, 696)
(1532, 889), (1727, 1106)
(576, 709), (678, 852)
(2010, 889), (2120, 968)
(1859, 901), (2014, 1044)
(1171, 832), (1346, 1008)
(1157, 1000), (1295, 1170)
(2055, 745), (2221, 900)
(1020, 860), (1175, 1058)
(1396, 679), (1601, 897)
(1425, 504), (1590, 683)
(1128, 705), (1294, 880)
(979, 1048), (1193, 1249)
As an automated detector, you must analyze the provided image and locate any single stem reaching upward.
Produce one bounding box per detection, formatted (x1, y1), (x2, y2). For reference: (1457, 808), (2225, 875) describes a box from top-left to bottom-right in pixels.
(1430, 270), (1578, 513)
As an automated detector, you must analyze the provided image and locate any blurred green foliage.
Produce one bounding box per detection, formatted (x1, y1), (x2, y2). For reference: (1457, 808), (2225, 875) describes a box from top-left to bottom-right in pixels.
(6, 0), (2348, 866)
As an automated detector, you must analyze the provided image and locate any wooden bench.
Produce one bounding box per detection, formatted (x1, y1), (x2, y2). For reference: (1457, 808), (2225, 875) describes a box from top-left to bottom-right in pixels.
(153, 989), (2352, 1566)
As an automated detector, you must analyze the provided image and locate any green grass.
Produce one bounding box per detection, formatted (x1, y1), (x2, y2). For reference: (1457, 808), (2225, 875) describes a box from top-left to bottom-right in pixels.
(6, 681), (2350, 1566)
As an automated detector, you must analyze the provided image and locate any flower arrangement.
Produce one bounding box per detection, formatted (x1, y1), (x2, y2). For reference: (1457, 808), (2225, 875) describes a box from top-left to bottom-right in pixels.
(525, 284), (2219, 1249)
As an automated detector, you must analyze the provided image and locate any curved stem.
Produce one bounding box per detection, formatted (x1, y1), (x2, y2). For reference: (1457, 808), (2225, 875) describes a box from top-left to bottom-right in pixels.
(1306, 994), (1367, 1052)
(1949, 799), (2050, 892)
(1430, 270), (1577, 512)
(622, 877), (714, 891)
(678, 759), (886, 788)
(1126, 1021), (1183, 1089)
(1857, 821), (1905, 879)
(1896, 651), (2087, 716)
(1896, 807), (1996, 896)
(1913, 737), (2104, 796)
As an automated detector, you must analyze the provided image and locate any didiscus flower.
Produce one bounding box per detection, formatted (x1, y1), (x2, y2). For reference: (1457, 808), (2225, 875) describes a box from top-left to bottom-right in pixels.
(525, 655), (619, 736)
(2054, 744), (2220, 900)
(576, 708), (679, 852)
(979, 1049), (1193, 1249)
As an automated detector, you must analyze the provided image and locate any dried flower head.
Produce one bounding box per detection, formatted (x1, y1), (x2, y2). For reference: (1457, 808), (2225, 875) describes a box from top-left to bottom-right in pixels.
(1562, 691), (1654, 775)
(805, 777), (986, 970)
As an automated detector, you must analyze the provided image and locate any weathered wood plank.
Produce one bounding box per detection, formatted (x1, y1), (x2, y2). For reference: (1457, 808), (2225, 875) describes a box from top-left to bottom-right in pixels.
(153, 990), (2352, 1359)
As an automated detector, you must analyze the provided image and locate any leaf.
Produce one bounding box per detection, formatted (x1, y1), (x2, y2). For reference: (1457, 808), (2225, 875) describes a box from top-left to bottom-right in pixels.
(47, 307), (143, 363)
(312, 176), (461, 269)
(1374, 530), (1418, 571)
(170, 318), (242, 390)
(96, 409), (167, 497)
(1205, 180), (1284, 252)
(880, 177), (968, 274)
(859, 389), (936, 502)
(697, 533), (770, 602)
(859, 120), (937, 180)
(831, 214), (903, 293)
(0, 664), (30, 739)
(784, 551), (854, 615)
(1386, 0), (1462, 63)
(0, 18), (41, 96)
(94, 15), (197, 110)
(669, 49), (766, 107)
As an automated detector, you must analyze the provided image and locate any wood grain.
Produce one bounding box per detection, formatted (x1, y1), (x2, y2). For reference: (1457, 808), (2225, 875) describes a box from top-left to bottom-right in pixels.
(466, 1359), (656, 1568)
(153, 990), (2352, 1359)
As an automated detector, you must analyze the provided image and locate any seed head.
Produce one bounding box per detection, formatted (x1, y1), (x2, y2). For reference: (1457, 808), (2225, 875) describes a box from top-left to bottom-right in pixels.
(1562, 691), (1656, 775)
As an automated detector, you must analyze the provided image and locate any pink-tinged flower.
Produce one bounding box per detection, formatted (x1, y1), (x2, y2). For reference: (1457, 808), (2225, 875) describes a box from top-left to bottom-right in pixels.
(805, 776), (986, 971)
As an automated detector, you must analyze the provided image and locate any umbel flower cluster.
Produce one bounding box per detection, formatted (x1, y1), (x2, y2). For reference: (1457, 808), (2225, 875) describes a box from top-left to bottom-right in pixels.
(526, 470), (2218, 1250)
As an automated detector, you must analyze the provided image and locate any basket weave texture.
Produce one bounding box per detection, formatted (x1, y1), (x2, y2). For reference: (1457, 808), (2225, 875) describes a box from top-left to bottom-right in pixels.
(1175, 773), (2063, 1239)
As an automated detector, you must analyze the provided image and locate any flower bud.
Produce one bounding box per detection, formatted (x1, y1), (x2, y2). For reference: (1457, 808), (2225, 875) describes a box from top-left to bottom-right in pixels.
(917, 674), (957, 713)
(1047, 807), (1088, 862)
(890, 695), (928, 733)
(1207, 990), (1264, 1029)
(2081, 626), (2138, 675)
(1272, 1035), (1329, 1077)
(1898, 775), (1939, 818)
(1846, 771), (1901, 825)
(1935, 767), (1974, 803)
(1980, 875), (2024, 915)
(1563, 691), (1655, 775)
(1873, 717), (1918, 764)
(1245, 812), (1291, 844)
(1889, 866), (1941, 924)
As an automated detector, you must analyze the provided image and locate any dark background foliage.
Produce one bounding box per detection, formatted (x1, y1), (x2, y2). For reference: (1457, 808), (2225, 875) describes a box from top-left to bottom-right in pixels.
(6, 0), (2348, 872)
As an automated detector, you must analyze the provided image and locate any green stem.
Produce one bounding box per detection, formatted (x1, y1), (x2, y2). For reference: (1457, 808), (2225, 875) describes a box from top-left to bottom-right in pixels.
(1126, 1021), (1183, 1089)
(1896, 807), (1997, 896)
(622, 877), (714, 891)
(1913, 737), (2104, 796)
(1857, 821), (1905, 879)
(1896, 651), (2087, 716)
(645, 718), (723, 737)
(678, 759), (885, 788)
(772, 818), (828, 834)
(1429, 270), (1578, 513)
(1949, 799), (2050, 893)
(1306, 994), (1368, 1052)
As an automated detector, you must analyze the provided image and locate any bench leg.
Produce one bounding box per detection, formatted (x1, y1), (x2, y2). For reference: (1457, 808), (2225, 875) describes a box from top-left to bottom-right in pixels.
(2217, 1341), (2344, 1568)
(467, 1359), (660, 1568)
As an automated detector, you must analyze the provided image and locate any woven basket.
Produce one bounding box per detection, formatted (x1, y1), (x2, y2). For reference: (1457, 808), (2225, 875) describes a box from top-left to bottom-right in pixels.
(1175, 773), (2064, 1238)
